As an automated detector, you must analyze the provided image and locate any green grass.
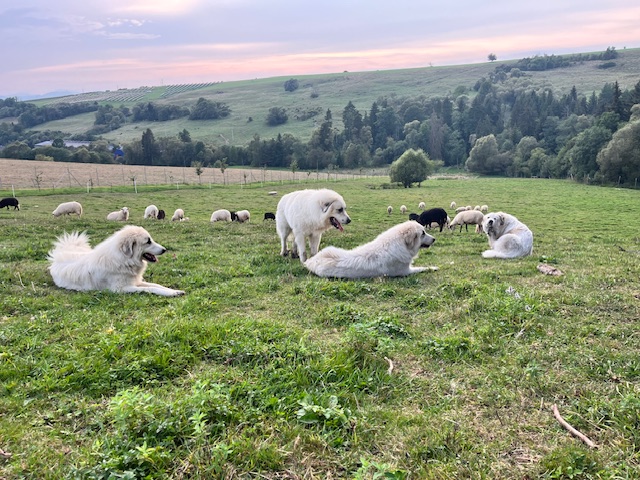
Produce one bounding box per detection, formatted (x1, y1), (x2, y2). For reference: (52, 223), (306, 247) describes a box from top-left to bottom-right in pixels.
(1, 177), (639, 478)
(26, 47), (640, 147)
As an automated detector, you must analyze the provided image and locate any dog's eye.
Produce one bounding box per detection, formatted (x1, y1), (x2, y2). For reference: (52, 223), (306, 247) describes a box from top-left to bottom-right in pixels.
(337, 208), (343, 213)
(146, 238), (152, 244)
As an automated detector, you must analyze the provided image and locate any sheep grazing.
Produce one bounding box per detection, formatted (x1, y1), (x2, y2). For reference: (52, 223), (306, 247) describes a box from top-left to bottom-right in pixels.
(449, 210), (485, 233)
(234, 210), (250, 223)
(211, 209), (232, 222)
(0, 197), (20, 210)
(171, 208), (185, 221)
(465, 205), (472, 211)
(481, 205), (489, 213)
(474, 205), (481, 211)
(400, 205), (407, 214)
(264, 212), (276, 221)
(52, 201), (83, 217)
(408, 213), (420, 222)
(387, 205), (393, 215)
(417, 208), (448, 232)
(455, 206), (467, 214)
(418, 201), (426, 211)
(106, 207), (129, 221)
(450, 201), (457, 210)
(143, 204), (159, 219)
(157, 209), (166, 220)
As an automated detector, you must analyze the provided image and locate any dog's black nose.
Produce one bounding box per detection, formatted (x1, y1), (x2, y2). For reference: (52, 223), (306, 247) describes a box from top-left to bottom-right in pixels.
(345, 217), (351, 224)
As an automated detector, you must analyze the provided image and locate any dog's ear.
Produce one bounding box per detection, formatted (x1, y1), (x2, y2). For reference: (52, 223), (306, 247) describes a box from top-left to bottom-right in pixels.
(405, 227), (421, 249)
(120, 237), (135, 257)
(321, 200), (333, 213)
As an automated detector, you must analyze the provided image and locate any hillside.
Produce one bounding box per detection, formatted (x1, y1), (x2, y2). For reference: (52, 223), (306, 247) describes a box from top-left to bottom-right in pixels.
(20, 47), (640, 147)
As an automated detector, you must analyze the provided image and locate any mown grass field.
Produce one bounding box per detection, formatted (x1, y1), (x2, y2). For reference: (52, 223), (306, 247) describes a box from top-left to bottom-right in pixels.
(0, 177), (639, 479)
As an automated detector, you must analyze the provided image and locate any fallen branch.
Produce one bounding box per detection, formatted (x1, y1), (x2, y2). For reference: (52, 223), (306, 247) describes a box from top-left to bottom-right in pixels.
(552, 404), (597, 448)
(383, 356), (394, 375)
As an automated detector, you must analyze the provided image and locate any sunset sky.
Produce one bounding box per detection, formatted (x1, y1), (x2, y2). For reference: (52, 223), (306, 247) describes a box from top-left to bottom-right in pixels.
(1, 0), (638, 99)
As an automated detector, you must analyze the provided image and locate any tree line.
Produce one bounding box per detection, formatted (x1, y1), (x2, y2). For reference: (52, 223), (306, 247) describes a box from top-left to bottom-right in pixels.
(1, 50), (639, 187)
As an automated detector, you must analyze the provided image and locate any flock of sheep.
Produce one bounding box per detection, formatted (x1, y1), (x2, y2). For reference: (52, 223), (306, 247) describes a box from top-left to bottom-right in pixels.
(48, 198), (491, 233)
(50, 200), (253, 224)
(388, 200), (490, 233)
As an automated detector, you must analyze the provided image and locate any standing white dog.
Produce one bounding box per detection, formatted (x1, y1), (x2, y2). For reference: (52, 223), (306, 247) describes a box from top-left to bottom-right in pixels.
(48, 225), (185, 296)
(304, 221), (436, 278)
(481, 212), (533, 259)
(276, 189), (351, 263)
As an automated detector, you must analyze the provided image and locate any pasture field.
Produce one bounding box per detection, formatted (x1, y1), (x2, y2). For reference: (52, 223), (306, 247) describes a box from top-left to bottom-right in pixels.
(0, 177), (639, 479)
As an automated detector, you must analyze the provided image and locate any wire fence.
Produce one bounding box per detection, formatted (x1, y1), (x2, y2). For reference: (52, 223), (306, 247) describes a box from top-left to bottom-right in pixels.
(0, 158), (388, 194)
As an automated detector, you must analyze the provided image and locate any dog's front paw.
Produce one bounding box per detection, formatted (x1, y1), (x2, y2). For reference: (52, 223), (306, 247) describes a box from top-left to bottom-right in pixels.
(171, 289), (186, 296)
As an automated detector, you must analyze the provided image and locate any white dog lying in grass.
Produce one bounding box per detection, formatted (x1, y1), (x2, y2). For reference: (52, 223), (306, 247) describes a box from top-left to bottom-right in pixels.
(304, 220), (437, 278)
(482, 212), (533, 259)
(48, 225), (185, 296)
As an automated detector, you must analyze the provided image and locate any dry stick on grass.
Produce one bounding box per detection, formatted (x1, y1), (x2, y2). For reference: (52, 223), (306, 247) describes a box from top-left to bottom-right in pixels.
(384, 357), (394, 375)
(552, 404), (597, 448)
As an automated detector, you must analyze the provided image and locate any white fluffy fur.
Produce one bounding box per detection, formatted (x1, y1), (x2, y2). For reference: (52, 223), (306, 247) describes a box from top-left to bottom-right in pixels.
(276, 188), (351, 263)
(211, 209), (231, 222)
(482, 212), (533, 259)
(107, 207), (129, 221)
(52, 201), (83, 217)
(304, 220), (437, 279)
(144, 205), (159, 219)
(48, 225), (184, 296)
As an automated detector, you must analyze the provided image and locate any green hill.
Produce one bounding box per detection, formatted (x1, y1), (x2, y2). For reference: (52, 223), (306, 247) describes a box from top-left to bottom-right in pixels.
(26, 47), (640, 147)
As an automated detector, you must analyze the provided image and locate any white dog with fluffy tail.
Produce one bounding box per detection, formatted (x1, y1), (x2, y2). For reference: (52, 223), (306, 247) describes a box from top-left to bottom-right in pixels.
(482, 212), (533, 259)
(48, 225), (185, 296)
(276, 188), (351, 263)
(305, 221), (436, 278)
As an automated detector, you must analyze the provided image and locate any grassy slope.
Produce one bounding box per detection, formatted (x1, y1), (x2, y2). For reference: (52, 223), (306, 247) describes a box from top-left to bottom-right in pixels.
(0, 178), (639, 478)
(26, 48), (640, 147)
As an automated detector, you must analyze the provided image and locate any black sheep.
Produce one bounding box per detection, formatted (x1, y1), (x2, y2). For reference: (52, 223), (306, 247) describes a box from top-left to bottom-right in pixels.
(418, 208), (448, 232)
(0, 197), (20, 210)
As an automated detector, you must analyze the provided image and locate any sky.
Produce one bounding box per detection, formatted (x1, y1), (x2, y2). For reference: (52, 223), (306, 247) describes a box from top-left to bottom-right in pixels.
(1, 0), (639, 99)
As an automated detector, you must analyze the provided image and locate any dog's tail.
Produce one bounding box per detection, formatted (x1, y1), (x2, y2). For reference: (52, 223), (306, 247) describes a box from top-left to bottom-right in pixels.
(47, 231), (91, 262)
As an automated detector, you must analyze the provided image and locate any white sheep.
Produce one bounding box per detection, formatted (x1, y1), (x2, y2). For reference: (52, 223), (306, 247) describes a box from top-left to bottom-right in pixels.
(418, 201), (426, 211)
(465, 205), (472, 211)
(450, 201), (457, 209)
(106, 207), (129, 221)
(52, 201), (83, 217)
(474, 205), (481, 211)
(400, 205), (407, 214)
(387, 205), (393, 215)
(481, 205), (489, 212)
(455, 206), (467, 214)
(210, 209), (232, 222)
(233, 210), (250, 223)
(143, 204), (159, 219)
(171, 208), (185, 221)
(449, 210), (485, 233)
